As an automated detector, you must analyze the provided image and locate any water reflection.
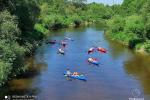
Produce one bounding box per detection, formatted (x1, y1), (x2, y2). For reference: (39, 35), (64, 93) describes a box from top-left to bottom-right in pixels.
(0, 55), (47, 99)
(124, 54), (150, 95)
(104, 34), (131, 59)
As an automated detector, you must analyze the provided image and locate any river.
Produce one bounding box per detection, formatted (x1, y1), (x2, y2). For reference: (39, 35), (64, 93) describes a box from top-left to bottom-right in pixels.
(0, 25), (150, 100)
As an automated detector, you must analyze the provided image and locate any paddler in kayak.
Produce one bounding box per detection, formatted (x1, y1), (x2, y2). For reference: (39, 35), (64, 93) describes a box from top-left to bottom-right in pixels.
(60, 41), (67, 47)
(88, 57), (99, 65)
(72, 72), (79, 76)
(58, 48), (65, 55)
(46, 40), (56, 44)
(65, 36), (74, 41)
(64, 70), (87, 81)
(88, 57), (97, 62)
(97, 47), (107, 53)
(88, 47), (95, 54)
(66, 68), (72, 77)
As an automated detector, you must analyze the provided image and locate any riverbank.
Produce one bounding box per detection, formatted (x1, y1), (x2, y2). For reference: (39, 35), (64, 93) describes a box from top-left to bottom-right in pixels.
(105, 31), (150, 55)
(104, 0), (150, 55)
(35, 19), (102, 35)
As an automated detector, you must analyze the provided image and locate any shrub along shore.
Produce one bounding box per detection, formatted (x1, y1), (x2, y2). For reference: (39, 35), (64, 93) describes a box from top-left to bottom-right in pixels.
(0, 0), (112, 86)
(106, 0), (150, 54)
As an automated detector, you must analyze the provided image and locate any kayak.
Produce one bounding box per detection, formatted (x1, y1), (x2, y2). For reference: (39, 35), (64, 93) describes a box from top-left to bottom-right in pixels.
(97, 47), (107, 53)
(90, 61), (99, 65)
(58, 48), (65, 55)
(61, 41), (67, 44)
(65, 37), (73, 41)
(88, 58), (99, 65)
(64, 71), (87, 81)
(88, 47), (95, 54)
(46, 40), (56, 44)
(60, 41), (67, 47)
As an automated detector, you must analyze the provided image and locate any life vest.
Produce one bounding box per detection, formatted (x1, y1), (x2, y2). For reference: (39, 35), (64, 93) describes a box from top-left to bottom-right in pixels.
(73, 72), (79, 76)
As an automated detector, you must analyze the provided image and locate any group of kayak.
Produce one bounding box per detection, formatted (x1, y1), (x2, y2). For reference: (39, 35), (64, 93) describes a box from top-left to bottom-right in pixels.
(46, 37), (72, 55)
(57, 41), (67, 55)
(87, 47), (107, 66)
(88, 47), (107, 54)
(46, 37), (87, 81)
(46, 37), (107, 81)
(63, 46), (107, 81)
(46, 37), (73, 44)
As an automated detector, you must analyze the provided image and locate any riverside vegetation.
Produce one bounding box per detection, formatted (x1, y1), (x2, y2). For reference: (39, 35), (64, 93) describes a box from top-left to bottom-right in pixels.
(106, 0), (150, 53)
(0, 0), (112, 86)
(0, 0), (150, 86)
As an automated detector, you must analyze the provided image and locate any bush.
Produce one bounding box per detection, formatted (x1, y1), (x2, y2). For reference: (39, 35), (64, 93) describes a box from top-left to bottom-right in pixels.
(107, 15), (125, 33)
(143, 41), (150, 53)
(129, 39), (144, 49)
(0, 11), (20, 42)
(145, 19), (150, 39)
(124, 15), (145, 39)
(34, 23), (49, 34)
(0, 10), (27, 85)
(107, 15), (145, 49)
(0, 60), (11, 85)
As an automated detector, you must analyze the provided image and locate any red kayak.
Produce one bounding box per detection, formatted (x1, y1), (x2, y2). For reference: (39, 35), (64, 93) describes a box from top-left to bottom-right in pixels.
(46, 40), (56, 44)
(97, 47), (107, 53)
(88, 47), (95, 54)
(60, 41), (67, 47)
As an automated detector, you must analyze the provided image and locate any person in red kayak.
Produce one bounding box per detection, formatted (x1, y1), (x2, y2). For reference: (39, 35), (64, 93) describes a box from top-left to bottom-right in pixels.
(61, 41), (67, 47)
(88, 57), (97, 62)
(97, 47), (107, 53)
(92, 58), (97, 61)
(46, 40), (56, 44)
(88, 47), (95, 54)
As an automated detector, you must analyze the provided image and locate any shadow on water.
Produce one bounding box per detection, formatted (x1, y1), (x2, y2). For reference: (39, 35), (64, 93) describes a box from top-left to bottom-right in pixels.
(124, 53), (150, 95)
(104, 34), (131, 59)
(105, 32), (150, 96)
(20, 57), (48, 78)
(0, 56), (47, 99)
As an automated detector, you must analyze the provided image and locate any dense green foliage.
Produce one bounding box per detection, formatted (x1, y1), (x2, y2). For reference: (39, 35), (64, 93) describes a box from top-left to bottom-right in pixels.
(107, 0), (150, 52)
(36, 0), (112, 32)
(0, 0), (113, 86)
(0, 0), (43, 86)
(0, 11), (25, 85)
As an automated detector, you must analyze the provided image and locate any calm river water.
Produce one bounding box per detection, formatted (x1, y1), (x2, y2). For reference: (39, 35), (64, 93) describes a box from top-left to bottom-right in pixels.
(0, 25), (150, 100)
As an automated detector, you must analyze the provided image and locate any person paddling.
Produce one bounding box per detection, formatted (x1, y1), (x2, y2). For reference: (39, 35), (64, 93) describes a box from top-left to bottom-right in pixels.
(61, 41), (67, 47)
(97, 47), (107, 53)
(88, 47), (95, 54)
(58, 48), (65, 55)
(72, 72), (79, 76)
(66, 68), (72, 77)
